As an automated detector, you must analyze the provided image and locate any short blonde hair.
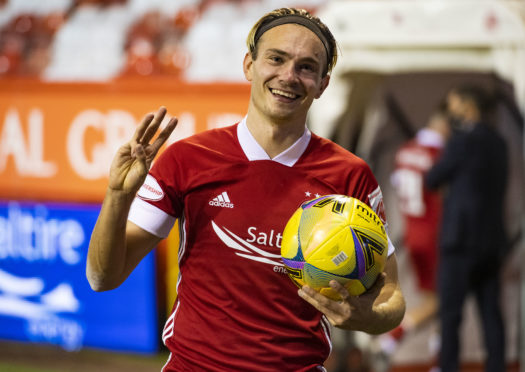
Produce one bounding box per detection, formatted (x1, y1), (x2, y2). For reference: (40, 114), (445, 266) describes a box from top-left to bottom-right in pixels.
(246, 8), (338, 76)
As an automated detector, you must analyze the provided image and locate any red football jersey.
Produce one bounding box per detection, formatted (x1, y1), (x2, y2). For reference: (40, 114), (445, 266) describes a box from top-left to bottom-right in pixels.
(129, 120), (393, 371)
(392, 129), (444, 290)
(393, 129), (444, 247)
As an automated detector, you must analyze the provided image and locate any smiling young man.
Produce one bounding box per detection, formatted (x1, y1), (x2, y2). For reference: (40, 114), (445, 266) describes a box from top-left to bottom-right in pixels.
(87, 8), (405, 371)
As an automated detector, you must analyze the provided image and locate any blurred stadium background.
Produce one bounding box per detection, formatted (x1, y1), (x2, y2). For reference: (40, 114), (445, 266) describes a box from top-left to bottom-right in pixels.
(0, 0), (524, 371)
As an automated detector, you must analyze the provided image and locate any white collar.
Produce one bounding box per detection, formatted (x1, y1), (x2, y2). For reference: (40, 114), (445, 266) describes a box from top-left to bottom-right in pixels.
(416, 128), (446, 148)
(237, 117), (311, 167)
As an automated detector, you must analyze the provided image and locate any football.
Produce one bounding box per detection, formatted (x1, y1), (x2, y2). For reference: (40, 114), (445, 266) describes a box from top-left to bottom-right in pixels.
(281, 194), (388, 300)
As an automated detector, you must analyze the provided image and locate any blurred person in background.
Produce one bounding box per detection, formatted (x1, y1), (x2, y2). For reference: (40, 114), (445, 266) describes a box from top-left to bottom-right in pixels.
(381, 104), (452, 357)
(86, 7), (405, 371)
(426, 84), (508, 372)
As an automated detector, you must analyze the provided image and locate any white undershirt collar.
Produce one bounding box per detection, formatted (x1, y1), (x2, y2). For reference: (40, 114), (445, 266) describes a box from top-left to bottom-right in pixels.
(416, 128), (445, 148)
(237, 116), (311, 167)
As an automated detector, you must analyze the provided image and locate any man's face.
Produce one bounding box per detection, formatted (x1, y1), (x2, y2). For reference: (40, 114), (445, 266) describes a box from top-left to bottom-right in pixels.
(447, 92), (468, 123)
(243, 23), (330, 124)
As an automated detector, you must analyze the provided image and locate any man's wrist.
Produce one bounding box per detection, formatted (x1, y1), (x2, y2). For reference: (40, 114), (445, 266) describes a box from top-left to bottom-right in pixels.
(104, 187), (137, 208)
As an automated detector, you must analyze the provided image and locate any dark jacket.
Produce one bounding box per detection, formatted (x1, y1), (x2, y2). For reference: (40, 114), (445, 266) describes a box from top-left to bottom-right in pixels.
(425, 122), (508, 257)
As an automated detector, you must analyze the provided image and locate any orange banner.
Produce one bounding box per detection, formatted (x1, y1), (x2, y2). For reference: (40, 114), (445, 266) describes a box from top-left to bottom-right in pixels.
(0, 78), (250, 202)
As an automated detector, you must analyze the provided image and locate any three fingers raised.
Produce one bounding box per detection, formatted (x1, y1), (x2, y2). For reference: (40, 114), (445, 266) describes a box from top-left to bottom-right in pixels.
(132, 106), (178, 155)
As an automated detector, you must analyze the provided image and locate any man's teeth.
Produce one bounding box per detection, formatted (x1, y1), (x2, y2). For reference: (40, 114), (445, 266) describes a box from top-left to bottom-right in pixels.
(271, 89), (297, 99)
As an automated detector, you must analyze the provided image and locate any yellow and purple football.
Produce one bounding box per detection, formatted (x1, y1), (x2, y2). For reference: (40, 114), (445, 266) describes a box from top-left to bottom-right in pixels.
(281, 195), (388, 300)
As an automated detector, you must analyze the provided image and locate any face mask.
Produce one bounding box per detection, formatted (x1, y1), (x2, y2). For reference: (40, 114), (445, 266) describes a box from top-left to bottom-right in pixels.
(448, 116), (464, 131)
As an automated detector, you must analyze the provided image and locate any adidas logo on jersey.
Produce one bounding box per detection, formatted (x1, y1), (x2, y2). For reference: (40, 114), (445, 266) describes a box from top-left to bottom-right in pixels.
(209, 191), (234, 208)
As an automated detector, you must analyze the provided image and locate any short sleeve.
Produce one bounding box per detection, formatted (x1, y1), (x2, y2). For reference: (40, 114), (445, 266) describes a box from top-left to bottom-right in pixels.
(128, 197), (176, 238)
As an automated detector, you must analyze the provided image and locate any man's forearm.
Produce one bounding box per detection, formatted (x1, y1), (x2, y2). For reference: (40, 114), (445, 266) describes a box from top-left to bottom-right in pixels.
(349, 283), (405, 334)
(86, 189), (135, 291)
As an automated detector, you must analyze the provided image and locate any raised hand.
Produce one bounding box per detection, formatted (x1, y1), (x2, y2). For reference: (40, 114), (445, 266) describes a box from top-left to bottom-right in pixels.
(87, 107), (177, 292)
(108, 106), (178, 195)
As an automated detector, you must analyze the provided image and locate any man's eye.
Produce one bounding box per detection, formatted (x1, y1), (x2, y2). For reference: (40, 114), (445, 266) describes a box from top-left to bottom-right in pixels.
(269, 56), (282, 63)
(300, 64), (316, 72)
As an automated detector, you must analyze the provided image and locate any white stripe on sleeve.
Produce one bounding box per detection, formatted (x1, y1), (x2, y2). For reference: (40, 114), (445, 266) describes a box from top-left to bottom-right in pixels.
(128, 197), (176, 238)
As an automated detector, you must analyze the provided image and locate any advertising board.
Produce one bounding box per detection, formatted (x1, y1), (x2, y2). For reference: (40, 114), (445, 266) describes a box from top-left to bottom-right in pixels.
(0, 79), (249, 202)
(0, 200), (158, 352)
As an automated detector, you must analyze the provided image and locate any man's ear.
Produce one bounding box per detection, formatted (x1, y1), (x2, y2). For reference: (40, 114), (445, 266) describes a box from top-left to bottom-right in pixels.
(315, 74), (330, 99)
(243, 52), (253, 82)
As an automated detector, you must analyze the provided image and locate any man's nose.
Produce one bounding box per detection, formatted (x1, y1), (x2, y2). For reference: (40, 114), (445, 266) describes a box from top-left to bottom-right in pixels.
(280, 62), (299, 83)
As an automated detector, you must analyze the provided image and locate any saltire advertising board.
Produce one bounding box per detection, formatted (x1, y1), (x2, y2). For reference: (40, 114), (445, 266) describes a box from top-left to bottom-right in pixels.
(0, 200), (158, 352)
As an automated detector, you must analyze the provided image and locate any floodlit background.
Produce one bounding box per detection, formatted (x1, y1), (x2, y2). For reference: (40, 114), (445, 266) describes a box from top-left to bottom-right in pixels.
(0, 0), (524, 371)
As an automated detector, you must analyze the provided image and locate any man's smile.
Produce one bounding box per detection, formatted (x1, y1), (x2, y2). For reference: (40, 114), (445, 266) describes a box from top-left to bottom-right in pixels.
(270, 88), (300, 100)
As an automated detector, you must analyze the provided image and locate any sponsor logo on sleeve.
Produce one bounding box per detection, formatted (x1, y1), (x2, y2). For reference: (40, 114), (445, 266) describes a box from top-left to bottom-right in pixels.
(137, 175), (164, 201)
